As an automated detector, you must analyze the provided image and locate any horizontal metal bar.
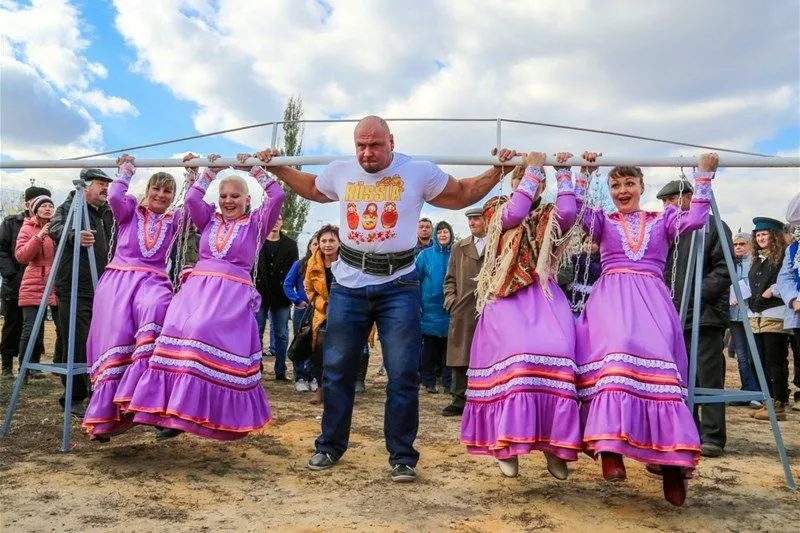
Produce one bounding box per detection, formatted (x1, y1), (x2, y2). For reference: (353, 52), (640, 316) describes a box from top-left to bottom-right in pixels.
(693, 393), (766, 404)
(3, 155), (799, 170)
(23, 362), (87, 375)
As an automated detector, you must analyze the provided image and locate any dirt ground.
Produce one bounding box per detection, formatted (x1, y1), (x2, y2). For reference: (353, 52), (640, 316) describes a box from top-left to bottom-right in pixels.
(1, 320), (798, 533)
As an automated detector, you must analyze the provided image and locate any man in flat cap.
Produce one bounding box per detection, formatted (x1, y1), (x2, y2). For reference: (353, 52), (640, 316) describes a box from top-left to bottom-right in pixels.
(442, 206), (486, 416)
(0, 185), (52, 377)
(49, 169), (115, 416)
(660, 179), (732, 457)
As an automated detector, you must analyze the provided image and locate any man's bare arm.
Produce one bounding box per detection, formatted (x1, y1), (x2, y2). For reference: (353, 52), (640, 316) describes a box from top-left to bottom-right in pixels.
(429, 148), (519, 209)
(255, 149), (333, 204)
(429, 167), (507, 210)
(268, 166), (332, 203)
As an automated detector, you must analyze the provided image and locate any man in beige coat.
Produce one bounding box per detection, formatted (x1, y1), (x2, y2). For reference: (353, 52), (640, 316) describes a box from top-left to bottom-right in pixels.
(442, 207), (486, 416)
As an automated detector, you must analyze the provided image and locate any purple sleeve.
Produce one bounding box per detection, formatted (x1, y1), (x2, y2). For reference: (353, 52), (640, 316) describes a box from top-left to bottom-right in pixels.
(500, 167), (544, 230)
(186, 170), (217, 231)
(108, 170), (137, 223)
(554, 169), (577, 233)
(663, 171), (713, 241)
(574, 172), (605, 240)
(254, 179), (286, 242)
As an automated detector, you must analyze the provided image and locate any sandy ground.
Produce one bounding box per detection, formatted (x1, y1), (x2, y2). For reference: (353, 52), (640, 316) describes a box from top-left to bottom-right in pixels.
(1, 320), (799, 532)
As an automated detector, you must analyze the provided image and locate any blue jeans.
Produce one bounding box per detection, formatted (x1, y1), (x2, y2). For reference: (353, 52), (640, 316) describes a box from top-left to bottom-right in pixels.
(315, 271), (421, 467)
(730, 322), (759, 391)
(257, 306), (291, 377)
(292, 305), (314, 382)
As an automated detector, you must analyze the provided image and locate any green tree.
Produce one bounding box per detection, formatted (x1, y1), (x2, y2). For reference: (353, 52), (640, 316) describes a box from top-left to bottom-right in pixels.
(279, 95), (310, 240)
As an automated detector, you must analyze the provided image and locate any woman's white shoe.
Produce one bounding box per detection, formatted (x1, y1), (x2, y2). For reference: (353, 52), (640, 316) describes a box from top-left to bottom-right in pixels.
(497, 456), (519, 478)
(544, 452), (568, 480)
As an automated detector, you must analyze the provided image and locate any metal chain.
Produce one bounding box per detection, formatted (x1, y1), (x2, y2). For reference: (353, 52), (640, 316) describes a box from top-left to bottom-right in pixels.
(668, 167), (687, 299)
(170, 174), (193, 293)
(577, 172), (600, 313)
(251, 166), (270, 283)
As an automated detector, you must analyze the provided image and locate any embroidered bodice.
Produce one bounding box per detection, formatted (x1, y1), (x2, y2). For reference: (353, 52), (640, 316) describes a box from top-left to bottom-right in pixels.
(187, 169), (285, 275)
(574, 171), (713, 277)
(107, 176), (183, 270)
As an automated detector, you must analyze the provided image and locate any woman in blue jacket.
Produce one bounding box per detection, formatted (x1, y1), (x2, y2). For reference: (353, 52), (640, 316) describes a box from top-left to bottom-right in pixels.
(283, 235), (318, 392)
(416, 220), (454, 393)
(774, 224), (800, 410)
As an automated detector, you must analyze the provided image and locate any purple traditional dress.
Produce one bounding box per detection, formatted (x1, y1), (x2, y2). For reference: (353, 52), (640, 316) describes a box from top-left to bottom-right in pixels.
(82, 163), (183, 438)
(128, 167), (284, 440)
(575, 171), (713, 469)
(460, 168), (582, 461)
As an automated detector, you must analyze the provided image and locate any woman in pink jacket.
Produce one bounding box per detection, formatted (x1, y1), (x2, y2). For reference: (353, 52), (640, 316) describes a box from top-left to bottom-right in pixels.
(15, 195), (63, 378)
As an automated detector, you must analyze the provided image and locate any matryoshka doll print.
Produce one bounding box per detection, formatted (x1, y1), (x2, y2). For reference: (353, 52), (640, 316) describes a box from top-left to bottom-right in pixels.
(362, 203), (378, 230)
(346, 202), (360, 230)
(381, 202), (398, 229)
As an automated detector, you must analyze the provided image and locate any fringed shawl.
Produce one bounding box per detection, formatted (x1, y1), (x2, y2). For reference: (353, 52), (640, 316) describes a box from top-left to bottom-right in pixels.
(475, 195), (570, 314)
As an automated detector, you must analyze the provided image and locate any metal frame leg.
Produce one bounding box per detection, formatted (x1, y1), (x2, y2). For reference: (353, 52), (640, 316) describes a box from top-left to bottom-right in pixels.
(0, 198), (76, 438)
(705, 192), (794, 490)
(678, 231), (697, 328)
(1, 179), (97, 452)
(686, 193), (795, 490)
(62, 183), (85, 451)
(687, 225), (707, 413)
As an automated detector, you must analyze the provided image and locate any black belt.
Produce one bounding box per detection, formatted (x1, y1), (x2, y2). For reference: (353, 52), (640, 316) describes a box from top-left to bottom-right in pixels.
(339, 242), (415, 276)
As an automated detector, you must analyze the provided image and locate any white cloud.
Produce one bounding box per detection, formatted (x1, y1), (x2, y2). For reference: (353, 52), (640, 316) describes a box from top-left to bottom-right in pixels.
(5, 0), (799, 242)
(0, 0), (91, 90)
(0, 0), (138, 161)
(0, 56), (97, 149)
(76, 90), (139, 117)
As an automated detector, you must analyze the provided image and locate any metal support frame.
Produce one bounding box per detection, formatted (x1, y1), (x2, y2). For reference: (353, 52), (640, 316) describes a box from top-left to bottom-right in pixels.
(682, 191), (795, 490)
(0, 116), (796, 488)
(1, 179), (98, 451)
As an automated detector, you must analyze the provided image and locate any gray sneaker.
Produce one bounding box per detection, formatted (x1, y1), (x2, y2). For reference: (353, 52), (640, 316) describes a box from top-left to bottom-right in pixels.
(355, 380), (366, 394)
(308, 452), (336, 471)
(391, 464), (417, 482)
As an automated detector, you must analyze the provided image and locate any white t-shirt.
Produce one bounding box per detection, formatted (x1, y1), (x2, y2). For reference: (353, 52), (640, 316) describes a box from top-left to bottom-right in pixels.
(316, 152), (449, 288)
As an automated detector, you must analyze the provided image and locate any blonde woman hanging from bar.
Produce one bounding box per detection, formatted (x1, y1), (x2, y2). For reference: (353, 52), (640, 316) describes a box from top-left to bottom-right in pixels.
(127, 153), (284, 441)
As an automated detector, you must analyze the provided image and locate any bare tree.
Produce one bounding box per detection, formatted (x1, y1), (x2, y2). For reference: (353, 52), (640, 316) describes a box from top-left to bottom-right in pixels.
(0, 188), (24, 218)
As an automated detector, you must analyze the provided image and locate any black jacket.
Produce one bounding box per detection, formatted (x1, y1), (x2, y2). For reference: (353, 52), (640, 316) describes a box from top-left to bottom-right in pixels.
(665, 214), (732, 330)
(255, 234), (298, 311)
(748, 252), (785, 314)
(49, 192), (115, 297)
(0, 213), (26, 298)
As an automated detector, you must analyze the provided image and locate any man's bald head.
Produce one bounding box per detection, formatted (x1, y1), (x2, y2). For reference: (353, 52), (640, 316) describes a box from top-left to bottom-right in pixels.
(354, 115), (391, 136)
(354, 115), (394, 173)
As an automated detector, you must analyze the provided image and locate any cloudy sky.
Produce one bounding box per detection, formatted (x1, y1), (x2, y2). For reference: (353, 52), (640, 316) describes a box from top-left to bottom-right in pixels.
(1, 0), (799, 241)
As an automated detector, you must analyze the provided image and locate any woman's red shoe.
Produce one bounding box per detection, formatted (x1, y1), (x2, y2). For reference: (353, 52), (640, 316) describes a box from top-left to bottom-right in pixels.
(661, 466), (687, 507)
(601, 452), (627, 482)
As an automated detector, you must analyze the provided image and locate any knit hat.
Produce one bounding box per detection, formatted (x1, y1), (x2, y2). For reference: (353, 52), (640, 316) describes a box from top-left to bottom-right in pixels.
(30, 195), (54, 215)
(24, 186), (51, 202)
